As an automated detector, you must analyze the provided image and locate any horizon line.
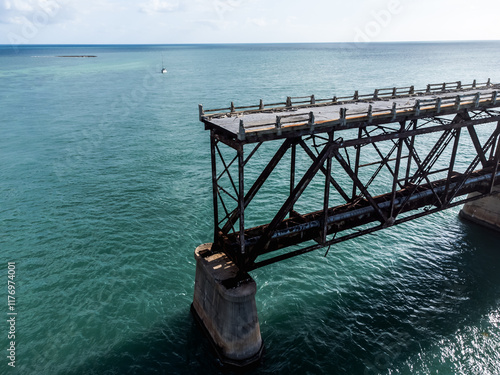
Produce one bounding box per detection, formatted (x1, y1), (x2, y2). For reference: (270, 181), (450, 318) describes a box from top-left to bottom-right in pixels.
(1, 39), (500, 47)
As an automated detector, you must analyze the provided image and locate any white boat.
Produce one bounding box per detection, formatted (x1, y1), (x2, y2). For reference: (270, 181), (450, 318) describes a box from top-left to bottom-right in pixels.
(161, 54), (167, 74)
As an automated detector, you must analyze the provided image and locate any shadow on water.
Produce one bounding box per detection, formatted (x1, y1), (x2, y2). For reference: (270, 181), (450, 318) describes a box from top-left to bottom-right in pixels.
(249, 219), (500, 374)
(360, 220), (500, 374)
(65, 308), (226, 375)
(67, 220), (500, 375)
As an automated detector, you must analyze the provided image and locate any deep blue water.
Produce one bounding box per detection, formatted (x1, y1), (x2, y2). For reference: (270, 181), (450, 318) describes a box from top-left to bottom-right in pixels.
(1, 42), (500, 374)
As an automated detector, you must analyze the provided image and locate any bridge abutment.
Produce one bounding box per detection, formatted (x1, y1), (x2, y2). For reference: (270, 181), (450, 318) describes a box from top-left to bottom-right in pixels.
(191, 243), (263, 368)
(460, 187), (500, 232)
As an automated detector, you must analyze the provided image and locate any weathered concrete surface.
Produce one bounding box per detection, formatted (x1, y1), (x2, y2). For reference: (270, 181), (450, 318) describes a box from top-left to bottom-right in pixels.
(203, 85), (500, 141)
(460, 188), (500, 232)
(192, 243), (263, 367)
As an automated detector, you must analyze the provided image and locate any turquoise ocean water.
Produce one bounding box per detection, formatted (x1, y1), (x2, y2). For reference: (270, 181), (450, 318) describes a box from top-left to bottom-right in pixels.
(1, 42), (500, 374)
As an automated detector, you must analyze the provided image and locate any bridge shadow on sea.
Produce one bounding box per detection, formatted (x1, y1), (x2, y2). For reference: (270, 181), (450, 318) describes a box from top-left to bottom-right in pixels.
(64, 308), (222, 375)
(66, 220), (500, 375)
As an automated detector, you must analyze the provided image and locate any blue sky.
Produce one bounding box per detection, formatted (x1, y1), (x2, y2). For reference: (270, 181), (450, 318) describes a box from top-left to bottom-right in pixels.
(1, 0), (499, 45)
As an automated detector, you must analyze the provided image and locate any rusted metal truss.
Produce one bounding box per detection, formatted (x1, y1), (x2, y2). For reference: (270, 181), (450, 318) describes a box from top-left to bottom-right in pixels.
(203, 81), (500, 271)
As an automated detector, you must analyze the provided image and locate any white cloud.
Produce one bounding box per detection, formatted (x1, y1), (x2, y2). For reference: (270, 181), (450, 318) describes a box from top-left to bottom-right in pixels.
(7, 15), (25, 25)
(1, 0), (499, 44)
(11, 0), (35, 12)
(247, 17), (267, 27)
(139, 0), (179, 14)
(0, 0), (74, 24)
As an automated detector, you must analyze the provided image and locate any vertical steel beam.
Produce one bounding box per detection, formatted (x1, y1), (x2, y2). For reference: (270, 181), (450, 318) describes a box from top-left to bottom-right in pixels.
(490, 125), (500, 193)
(489, 121), (500, 161)
(322, 132), (333, 243)
(443, 127), (462, 204)
(238, 145), (245, 255)
(489, 132), (499, 161)
(290, 142), (297, 216)
(352, 127), (364, 199)
(405, 120), (417, 185)
(210, 131), (220, 245)
(389, 122), (405, 220)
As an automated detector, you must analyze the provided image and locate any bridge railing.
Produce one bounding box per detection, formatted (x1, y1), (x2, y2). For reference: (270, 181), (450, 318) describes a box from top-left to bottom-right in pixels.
(345, 90), (498, 121)
(200, 79), (495, 121)
(233, 89), (500, 140)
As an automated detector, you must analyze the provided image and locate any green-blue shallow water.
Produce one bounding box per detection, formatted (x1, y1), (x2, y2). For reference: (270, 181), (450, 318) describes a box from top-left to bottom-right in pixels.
(1, 42), (500, 374)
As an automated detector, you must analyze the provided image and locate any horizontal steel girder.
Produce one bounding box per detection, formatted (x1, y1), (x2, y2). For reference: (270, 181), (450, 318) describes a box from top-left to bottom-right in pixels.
(220, 169), (500, 262)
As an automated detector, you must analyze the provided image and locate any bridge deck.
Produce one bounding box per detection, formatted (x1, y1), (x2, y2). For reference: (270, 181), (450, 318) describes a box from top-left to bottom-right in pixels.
(201, 82), (499, 143)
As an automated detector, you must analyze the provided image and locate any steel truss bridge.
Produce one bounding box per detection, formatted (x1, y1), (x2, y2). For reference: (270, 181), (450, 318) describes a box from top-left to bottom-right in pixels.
(199, 79), (500, 271)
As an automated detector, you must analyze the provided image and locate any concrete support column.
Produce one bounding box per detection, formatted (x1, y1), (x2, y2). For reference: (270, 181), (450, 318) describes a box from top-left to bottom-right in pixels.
(191, 243), (263, 368)
(459, 187), (500, 232)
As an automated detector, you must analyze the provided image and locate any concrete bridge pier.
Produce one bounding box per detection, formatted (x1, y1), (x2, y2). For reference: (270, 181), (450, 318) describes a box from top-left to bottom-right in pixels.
(460, 187), (500, 232)
(191, 243), (264, 368)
